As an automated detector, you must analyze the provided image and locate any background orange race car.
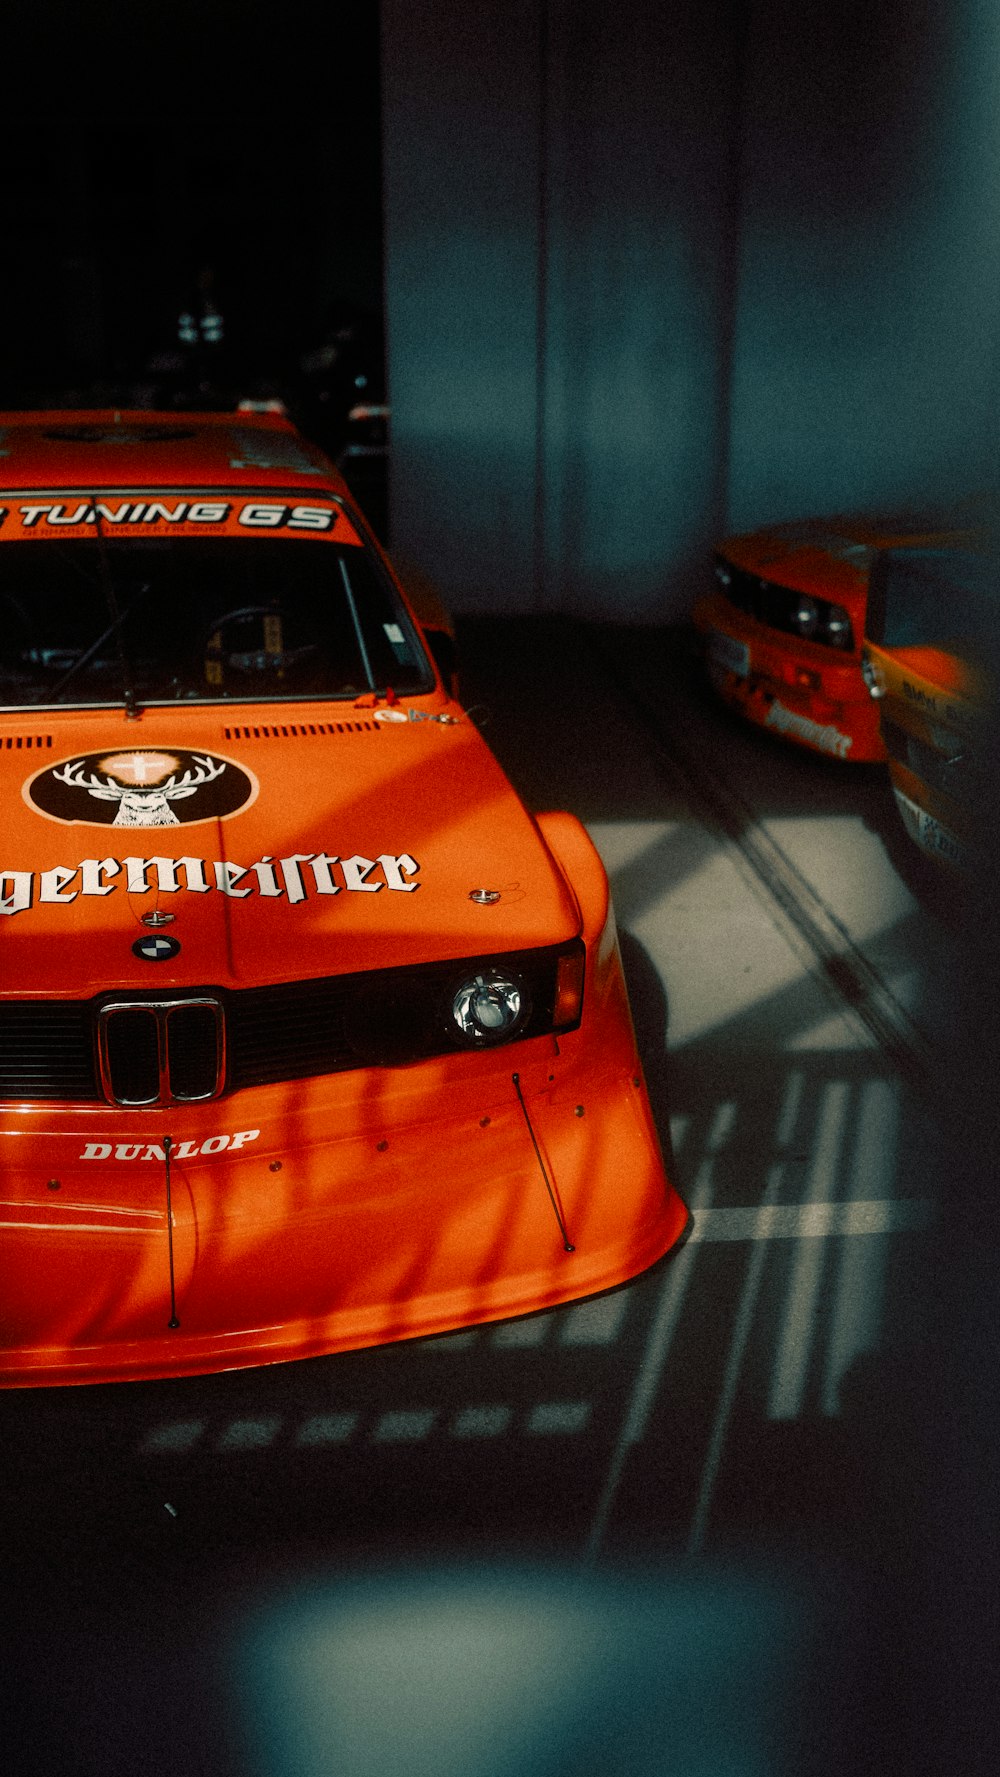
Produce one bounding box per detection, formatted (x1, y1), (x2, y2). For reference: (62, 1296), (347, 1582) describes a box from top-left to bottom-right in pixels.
(0, 409), (688, 1386)
(863, 540), (999, 871)
(692, 506), (988, 762)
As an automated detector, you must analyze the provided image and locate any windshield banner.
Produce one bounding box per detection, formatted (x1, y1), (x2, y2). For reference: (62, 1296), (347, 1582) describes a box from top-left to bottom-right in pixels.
(0, 496), (363, 545)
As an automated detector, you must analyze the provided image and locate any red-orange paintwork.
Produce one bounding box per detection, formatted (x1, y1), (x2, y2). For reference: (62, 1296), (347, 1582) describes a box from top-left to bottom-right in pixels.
(692, 511), (979, 763)
(0, 412), (686, 1384)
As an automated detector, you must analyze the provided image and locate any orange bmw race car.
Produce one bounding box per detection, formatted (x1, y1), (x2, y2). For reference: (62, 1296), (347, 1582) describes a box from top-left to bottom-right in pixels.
(0, 410), (687, 1386)
(692, 508), (985, 763)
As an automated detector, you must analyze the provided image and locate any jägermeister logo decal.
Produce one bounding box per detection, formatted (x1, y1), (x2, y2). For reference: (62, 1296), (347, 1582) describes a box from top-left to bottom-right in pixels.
(25, 748), (256, 827)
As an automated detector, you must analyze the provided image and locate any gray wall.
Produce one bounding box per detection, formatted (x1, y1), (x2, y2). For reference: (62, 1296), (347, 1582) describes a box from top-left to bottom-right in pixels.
(382, 0), (1000, 619)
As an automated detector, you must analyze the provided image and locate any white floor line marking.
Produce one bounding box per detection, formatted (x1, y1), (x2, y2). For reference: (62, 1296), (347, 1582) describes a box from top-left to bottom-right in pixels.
(668, 1113), (692, 1160)
(767, 1081), (850, 1422)
(820, 1234), (886, 1417)
(691, 1198), (933, 1241)
(526, 1401), (591, 1435)
(686, 1071), (805, 1556)
(559, 1292), (629, 1347)
(450, 1405), (513, 1438)
(820, 1079), (900, 1415)
(216, 1417), (283, 1453)
(372, 1409), (436, 1442)
(584, 1096), (740, 1560)
(775, 1071), (807, 1150)
(139, 1420), (206, 1455)
(687, 1166), (785, 1555)
(295, 1413), (359, 1447)
(850, 1077), (900, 1200)
(491, 1317), (549, 1350)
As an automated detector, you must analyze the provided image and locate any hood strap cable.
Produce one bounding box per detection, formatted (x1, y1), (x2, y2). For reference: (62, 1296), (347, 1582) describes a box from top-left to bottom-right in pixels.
(163, 1134), (181, 1329)
(512, 1072), (575, 1253)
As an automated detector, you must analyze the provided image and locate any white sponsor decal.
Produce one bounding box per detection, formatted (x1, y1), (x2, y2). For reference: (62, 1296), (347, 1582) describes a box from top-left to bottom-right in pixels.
(764, 699), (853, 759)
(4, 500), (336, 532)
(707, 628), (750, 678)
(0, 851), (421, 916)
(892, 788), (969, 868)
(79, 1130), (261, 1161)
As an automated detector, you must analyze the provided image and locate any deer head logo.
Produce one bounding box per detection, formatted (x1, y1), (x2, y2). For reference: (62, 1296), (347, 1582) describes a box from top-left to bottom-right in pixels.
(26, 748), (256, 827)
(52, 753), (227, 826)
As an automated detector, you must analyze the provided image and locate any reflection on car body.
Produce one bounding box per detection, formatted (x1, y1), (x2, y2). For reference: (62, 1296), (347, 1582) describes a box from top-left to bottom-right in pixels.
(0, 408), (687, 1386)
(692, 506), (988, 763)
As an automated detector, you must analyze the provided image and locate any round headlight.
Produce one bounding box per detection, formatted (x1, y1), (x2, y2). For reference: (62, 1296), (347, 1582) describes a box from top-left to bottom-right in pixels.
(822, 603), (854, 648)
(451, 971), (527, 1045)
(791, 596), (819, 637)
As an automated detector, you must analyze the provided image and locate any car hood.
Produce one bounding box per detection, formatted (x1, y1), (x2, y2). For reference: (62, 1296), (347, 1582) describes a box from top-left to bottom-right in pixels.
(0, 704), (581, 997)
(721, 504), (993, 606)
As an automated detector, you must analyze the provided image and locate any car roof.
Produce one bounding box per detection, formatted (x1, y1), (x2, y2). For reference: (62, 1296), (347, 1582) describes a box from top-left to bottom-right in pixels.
(0, 409), (348, 495)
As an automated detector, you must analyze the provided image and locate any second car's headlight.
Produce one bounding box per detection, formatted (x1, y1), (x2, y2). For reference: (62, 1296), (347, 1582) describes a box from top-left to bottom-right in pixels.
(451, 971), (529, 1045)
(860, 649), (886, 698)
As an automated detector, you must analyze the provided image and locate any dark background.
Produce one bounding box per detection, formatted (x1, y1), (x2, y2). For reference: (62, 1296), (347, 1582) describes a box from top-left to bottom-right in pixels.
(6, 2), (1000, 619)
(0, 1), (384, 410)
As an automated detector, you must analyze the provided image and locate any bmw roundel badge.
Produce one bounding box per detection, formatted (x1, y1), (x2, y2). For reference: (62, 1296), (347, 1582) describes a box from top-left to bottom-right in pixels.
(133, 934), (181, 963)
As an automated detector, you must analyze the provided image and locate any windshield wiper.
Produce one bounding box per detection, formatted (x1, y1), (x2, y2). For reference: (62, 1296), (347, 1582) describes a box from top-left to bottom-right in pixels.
(42, 582), (151, 704)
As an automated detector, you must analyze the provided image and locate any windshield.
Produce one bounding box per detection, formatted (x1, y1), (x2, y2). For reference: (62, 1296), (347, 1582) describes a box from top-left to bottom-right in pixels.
(0, 495), (434, 709)
(868, 545), (1000, 657)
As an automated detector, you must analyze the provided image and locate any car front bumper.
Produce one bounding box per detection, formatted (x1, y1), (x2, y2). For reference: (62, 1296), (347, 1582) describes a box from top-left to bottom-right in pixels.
(692, 595), (885, 762)
(0, 956), (686, 1385)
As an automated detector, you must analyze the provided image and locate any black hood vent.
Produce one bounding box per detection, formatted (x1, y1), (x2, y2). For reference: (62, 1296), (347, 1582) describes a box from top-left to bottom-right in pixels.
(222, 721), (379, 740)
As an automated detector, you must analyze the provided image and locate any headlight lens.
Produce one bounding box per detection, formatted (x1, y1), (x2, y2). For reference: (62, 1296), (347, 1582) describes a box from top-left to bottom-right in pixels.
(451, 971), (529, 1045)
(860, 650), (886, 698)
(821, 603), (854, 648)
(715, 557), (856, 650)
(791, 596), (819, 638)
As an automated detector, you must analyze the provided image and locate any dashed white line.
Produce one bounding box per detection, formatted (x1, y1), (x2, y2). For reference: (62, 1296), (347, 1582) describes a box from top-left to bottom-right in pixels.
(139, 1419), (206, 1455)
(559, 1293), (630, 1347)
(295, 1413), (359, 1447)
(451, 1405), (513, 1439)
(526, 1401), (591, 1435)
(584, 1096), (740, 1559)
(691, 1197), (934, 1243)
(768, 1080), (850, 1422)
(373, 1409), (436, 1443)
(216, 1416), (282, 1452)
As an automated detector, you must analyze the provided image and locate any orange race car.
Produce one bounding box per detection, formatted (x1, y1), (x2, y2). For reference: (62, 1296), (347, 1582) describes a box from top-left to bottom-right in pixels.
(0, 410), (687, 1386)
(863, 542), (999, 870)
(692, 508), (985, 762)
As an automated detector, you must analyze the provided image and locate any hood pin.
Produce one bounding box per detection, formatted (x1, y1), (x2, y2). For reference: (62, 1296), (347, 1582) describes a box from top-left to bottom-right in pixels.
(469, 889), (501, 905)
(141, 910), (176, 927)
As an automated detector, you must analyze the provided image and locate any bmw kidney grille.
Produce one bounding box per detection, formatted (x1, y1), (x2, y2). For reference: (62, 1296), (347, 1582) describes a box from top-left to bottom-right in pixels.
(97, 1000), (226, 1106)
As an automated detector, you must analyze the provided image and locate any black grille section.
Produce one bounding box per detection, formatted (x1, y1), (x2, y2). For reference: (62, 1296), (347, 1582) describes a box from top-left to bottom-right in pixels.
(881, 717), (977, 805)
(227, 943), (578, 1088)
(716, 558), (855, 650)
(166, 1004), (222, 1099)
(105, 1009), (160, 1104)
(0, 941), (582, 1104)
(0, 1001), (97, 1100)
